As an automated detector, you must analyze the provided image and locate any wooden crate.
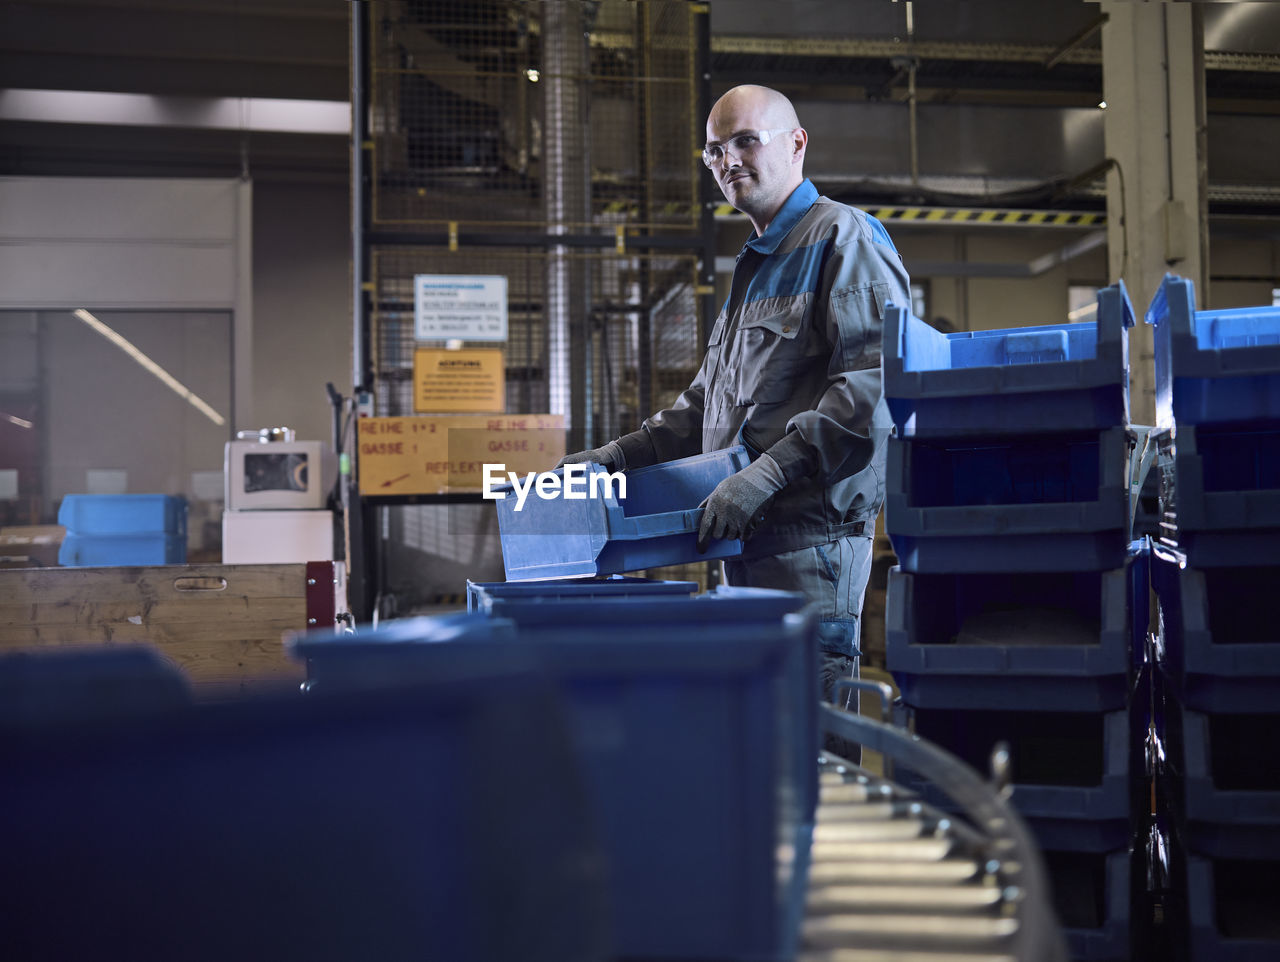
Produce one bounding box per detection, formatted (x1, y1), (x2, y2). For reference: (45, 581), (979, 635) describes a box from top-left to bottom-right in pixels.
(0, 563), (332, 698)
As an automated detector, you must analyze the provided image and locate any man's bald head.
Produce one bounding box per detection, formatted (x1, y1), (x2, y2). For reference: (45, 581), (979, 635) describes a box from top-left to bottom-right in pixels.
(705, 85), (808, 236)
(708, 85), (800, 134)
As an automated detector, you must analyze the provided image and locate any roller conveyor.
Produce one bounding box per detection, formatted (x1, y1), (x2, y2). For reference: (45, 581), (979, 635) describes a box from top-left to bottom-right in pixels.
(798, 950), (1017, 962)
(800, 698), (1070, 962)
(806, 886), (1004, 915)
(802, 760), (1018, 957)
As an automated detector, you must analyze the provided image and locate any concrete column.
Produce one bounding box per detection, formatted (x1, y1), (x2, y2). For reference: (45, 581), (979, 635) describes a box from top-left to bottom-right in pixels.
(1100, 2), (1208, 425)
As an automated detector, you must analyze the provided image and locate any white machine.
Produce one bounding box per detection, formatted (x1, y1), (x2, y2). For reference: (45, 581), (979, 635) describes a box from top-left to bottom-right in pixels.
(222, 428), (334, 564)
(225, 434), (325, 511)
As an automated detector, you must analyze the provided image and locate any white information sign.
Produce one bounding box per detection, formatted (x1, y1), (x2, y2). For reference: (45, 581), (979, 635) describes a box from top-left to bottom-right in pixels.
(413, 274), (508, 342)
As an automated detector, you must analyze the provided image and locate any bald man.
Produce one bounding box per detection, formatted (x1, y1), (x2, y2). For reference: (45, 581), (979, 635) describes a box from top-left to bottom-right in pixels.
(561, 86), (911, 758)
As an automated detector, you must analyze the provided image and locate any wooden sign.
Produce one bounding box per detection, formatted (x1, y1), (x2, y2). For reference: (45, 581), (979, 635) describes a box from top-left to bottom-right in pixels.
(413, 347), (505, 414)
(357, 414), (566, 496)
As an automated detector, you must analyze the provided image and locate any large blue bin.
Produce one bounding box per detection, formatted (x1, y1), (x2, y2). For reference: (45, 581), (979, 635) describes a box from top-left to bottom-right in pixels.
(0, 635), (610, 962)
(885, 542), (1145, 712)
(1043, 847), (1135, 962)
(1152, 550), (1280, 711)
(295, 592), (818, 962)
(902, 703), (1137, 853)
(885, 426), (1130, 573)
(1148, 273), (1280, 429)
(56, 494), (188, 566)
(883, 282), (1133, 438)
(58, 494), (187, 537)
(1165, 422), (1280, 534)
(1163, 698), (1280, 860)
(465, 575), (699, 612)
(1187, 852), (1280, 961)
(0, 646), (190, 725)
(493, 446), (750, 580)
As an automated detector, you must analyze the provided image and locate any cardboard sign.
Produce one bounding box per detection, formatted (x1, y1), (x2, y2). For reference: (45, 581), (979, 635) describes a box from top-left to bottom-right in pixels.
(413, 348), (505, 414)
(357, 415), (566, 496)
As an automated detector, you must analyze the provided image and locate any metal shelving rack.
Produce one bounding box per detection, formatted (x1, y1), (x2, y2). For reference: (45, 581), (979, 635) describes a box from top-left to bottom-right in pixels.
(347, 0), (716, 619)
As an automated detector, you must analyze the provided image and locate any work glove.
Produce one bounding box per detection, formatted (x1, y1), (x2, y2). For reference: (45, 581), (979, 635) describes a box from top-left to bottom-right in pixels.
(555, 440), (625, 473)
(696, 454), (788, 552)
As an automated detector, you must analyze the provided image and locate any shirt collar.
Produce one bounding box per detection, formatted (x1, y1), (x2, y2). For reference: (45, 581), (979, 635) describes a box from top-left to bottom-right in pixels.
(743, 179), (819, 255)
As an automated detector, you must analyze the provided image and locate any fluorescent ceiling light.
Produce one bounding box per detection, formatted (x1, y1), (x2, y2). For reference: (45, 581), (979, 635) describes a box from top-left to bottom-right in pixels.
(2, 413), (34, 429)
(0, 89), (349, 135)
(1068, 302), (1098, 322)
(72, 309), (227, 427)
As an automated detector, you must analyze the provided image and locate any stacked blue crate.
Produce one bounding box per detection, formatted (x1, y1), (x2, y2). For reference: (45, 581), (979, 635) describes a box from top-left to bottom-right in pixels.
(1148, 272), (1280, 563)
(883, 282), (1134, 571)
(296, 588), (818, 962)
(1147, 273), (1280, 960)
(883, 284), (1141, 961)
(57, 493), (187, 566)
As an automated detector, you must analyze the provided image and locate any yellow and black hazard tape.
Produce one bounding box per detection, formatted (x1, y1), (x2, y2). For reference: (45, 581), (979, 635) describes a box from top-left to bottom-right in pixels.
(600, 200), (1104, 227)
(602, 200), (698, 218)
(712, 203), (1105, 226)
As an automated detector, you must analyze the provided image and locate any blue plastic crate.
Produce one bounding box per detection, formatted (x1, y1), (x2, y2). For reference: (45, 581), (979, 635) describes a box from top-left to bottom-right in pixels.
(57, 494), (187, 537)
(294, 591), (818, 962)
(902, 704), (1136, 852)
(58, 532), (186, 566)
(0, 638), (611, 962)
(0, 647), (191, 724)
(1147, 273), (1280, 430)
(1042, 847), (1134, 962)
(1152, 551), (1280, 712)
(885, 543), (1146, 712)
(1188, 853), (1280, 961)
(465, 575), (699, 612)
(1164, 701), (1280, 859)
(451, 585), (816, 830)
(1165, 423), (1280, 534)
(1159, 530), (1280, 567)
(883, 282), (1133, 438)
(480, 584), (812, 636)
(494, 446), (750, 581)
(885, 427), (1130, 573)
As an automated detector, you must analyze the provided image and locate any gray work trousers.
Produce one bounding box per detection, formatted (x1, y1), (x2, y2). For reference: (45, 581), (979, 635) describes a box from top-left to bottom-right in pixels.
(723, 533), (874, 762)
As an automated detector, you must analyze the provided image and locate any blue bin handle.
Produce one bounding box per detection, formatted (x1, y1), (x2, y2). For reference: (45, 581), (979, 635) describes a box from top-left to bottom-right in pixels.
(608, 507), (703, 540)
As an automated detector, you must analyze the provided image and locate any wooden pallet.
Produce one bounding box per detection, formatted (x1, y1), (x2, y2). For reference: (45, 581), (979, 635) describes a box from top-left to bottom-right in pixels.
(0, 563), (341, 698)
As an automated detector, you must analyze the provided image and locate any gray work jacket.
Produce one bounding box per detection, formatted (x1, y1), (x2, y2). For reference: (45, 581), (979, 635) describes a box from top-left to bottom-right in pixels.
(619, 179), (912, 559)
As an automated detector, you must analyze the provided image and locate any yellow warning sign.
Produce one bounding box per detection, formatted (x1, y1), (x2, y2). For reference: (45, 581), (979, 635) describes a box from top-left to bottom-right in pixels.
(414, 347), (505, 414)
(357, 414), (566, 496)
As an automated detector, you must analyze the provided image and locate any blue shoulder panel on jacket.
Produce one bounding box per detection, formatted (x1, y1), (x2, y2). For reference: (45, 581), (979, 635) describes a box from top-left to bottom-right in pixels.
(865, 213), (898, 252)
(743, 238), (833, 305)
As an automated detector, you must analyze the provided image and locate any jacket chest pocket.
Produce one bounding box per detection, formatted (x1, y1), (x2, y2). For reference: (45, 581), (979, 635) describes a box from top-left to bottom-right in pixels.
(704, 310), (728, 379)
(730, 300), (810, 406)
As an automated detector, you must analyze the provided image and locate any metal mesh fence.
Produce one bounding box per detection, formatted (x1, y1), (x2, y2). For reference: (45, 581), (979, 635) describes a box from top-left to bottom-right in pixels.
(362, 0), (707, 609)
(370, 0), (701, 231)
(371, 246), (702, 441)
